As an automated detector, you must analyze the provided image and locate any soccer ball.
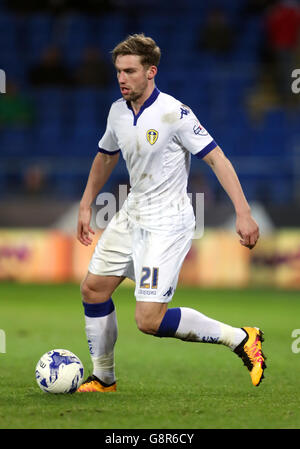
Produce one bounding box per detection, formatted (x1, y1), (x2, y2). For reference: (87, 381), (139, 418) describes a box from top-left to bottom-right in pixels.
(35, 349), (84, 394)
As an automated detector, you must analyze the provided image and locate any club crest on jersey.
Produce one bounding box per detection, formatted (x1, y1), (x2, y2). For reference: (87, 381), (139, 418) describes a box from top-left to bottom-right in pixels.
(146, 129), (159, 145)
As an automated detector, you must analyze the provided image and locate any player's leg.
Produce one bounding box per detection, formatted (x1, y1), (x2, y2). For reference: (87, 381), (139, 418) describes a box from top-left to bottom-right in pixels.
(135, 300), (246, 350)
(78, 210), (135, 392)
(136, 301), (266, 387)
(133, 226), (243, 345)
(134, 228), (266, 386)
(158, 307), (266, 386)
(78, 272), (123, 392)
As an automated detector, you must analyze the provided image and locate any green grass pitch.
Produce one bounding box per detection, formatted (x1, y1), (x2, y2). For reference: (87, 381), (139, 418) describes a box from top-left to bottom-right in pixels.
(0, 281), (300, 429)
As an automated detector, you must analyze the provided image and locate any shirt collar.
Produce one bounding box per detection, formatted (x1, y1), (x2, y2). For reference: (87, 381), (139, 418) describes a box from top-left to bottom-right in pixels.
(126, 87), (160, 125)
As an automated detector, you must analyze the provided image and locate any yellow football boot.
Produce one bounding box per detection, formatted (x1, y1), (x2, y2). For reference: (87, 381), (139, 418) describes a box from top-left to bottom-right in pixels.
(234, 327), (266, 386)
(77, 375), (117, 392)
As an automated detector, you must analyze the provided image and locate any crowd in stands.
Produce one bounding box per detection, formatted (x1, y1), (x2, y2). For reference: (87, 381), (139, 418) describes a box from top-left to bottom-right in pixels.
(28, 45), (112, 88)
(0, 0), (299, 203)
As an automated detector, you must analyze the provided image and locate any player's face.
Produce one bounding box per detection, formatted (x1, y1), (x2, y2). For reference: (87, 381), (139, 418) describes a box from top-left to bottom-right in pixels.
(115, 54), (155, 103)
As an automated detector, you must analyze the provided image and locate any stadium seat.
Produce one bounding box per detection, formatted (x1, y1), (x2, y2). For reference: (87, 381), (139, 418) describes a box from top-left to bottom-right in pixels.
(24, 15), (54, 63)
(0, 3), (296, 204)
(0, 128), (32, 157)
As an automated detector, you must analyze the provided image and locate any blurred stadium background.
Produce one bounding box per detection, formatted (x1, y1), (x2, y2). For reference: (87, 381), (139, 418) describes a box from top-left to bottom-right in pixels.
(0, 0), (300, 288)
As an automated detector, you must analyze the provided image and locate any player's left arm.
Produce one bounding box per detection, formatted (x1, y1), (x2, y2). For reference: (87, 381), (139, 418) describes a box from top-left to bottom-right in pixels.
(203, 145), (259, 249)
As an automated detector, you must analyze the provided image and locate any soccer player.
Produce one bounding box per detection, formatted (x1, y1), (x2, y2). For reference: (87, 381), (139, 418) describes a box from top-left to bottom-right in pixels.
(76, 34), (266, 392)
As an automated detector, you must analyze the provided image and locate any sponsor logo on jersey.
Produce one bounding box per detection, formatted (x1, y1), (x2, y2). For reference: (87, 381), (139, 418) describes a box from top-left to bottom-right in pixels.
(146, 129), (159, 145)
(193, 120), (208, 136)
(137, 289), (157, 296)
(180, 105), (190, 119)
(163, 286), (173, 297)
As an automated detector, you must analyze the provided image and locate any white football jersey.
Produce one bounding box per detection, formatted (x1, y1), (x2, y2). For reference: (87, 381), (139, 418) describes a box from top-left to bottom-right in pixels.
(98, 87), (217, 233)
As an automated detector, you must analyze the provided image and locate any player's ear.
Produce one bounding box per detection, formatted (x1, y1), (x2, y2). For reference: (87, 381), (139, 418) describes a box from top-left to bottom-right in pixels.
(147, 65), (157, 80)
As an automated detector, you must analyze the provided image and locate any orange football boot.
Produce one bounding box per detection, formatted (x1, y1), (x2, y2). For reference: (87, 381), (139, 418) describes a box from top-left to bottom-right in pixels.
(77, 375), (117, 392)
(234, 327), (266, 386)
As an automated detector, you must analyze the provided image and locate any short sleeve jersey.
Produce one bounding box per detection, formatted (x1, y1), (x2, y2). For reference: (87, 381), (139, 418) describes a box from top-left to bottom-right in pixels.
(98, 87), (217, 233)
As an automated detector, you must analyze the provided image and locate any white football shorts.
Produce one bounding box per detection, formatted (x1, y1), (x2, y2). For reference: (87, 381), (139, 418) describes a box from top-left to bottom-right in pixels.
(88, 208), (195, 303)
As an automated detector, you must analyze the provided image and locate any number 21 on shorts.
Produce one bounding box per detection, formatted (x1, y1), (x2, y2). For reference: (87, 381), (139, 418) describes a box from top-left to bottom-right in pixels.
(140, 267), (159, 289)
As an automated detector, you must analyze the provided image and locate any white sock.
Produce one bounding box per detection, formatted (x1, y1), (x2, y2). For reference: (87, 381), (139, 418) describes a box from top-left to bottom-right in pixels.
(83, 299), (118, 384)
(175, 307), (246, 350)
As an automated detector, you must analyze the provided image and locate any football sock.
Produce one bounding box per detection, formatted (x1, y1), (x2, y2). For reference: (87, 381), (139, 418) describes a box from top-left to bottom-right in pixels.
(157, 307), (246, 350)
(82, 298), (118, 385)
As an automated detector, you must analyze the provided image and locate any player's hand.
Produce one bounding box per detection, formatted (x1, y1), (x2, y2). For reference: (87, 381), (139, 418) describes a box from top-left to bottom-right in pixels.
(77, 206), (95, 246)
(236, 213), (259, 250)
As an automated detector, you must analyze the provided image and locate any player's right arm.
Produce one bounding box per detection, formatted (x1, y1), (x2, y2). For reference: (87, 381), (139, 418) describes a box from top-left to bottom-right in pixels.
(77, 151), (119, 246)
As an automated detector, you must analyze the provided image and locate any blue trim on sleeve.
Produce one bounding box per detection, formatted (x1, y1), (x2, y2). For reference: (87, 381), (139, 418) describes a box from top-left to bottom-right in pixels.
(83, 298), (115, 318)
(194, 140), (218, 159)
(98, 147), (120, 155)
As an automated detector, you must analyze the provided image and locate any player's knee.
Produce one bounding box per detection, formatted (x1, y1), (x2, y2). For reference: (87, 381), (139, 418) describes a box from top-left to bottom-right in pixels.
(135, 303), (167, 336)
(135, 316), (159, 336)
(80, 280), (94, 302)
(80, 279), (110, 303)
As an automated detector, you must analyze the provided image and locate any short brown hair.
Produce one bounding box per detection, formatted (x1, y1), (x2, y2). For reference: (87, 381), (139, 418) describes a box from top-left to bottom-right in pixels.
(112, 33), (161, 67)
